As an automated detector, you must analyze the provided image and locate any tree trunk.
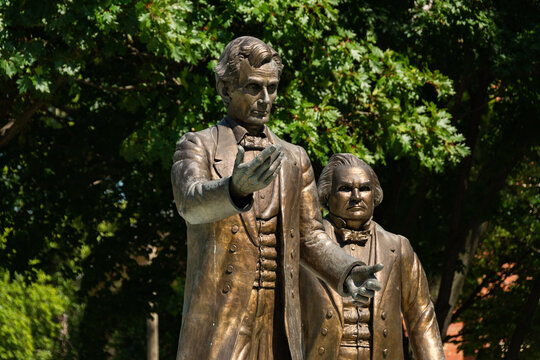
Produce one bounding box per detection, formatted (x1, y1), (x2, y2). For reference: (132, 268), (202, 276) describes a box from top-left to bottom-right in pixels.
(147, 311), (159, 360)
(435, 74), (490, 336)
(440, 222), (487, 336)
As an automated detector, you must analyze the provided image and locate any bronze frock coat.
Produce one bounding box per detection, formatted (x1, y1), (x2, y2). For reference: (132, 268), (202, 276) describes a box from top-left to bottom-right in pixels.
(300, 220), (445, 360)
(171, 119), (361, 360)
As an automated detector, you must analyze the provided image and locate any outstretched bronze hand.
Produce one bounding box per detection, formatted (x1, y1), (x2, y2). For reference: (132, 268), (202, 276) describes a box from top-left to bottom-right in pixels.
(230, 144), (284, 199)
(345, 263), (384, 306)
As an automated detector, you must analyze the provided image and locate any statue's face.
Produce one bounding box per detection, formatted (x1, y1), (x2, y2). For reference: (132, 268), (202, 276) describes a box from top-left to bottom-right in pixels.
(328, 166), (374, 229)
(227, 60), (279, 130)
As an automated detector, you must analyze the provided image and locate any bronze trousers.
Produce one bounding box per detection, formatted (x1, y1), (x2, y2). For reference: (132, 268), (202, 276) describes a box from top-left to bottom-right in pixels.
(231, 287), (290, 360)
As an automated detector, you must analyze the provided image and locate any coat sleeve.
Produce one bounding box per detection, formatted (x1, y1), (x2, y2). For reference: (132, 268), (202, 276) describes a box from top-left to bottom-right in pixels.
(400, 236), (445, 360)
(171, 131), (252, 225)
(297, 146), (361, 296)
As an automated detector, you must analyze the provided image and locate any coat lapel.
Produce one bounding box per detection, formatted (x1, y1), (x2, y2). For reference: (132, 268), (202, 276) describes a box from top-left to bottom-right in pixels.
(214, 121), (258, 246)
(274, 131), (300, 230)
(373, 223), (397, 316)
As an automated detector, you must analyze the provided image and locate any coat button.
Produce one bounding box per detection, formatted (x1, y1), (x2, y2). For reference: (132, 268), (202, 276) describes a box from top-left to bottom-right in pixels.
(260, 193), (265, 199)
(318, 347), (325, 355)
(290, 229), (294, 237)
(290, 250), (294, 259)
(290, 270), (294, 279)
(229, 244), (237, 253)
(226, 264), (234, 274)
(326, 309), (333, 319)
(321, 328), (328, 336)
(222, 284), (231, 293)
(383, 349), (388, 358)
(381, 311), (387, 320)
(231, 224), (239, 234)
(383, 328), (388, 337)
(291, 290), (295, 298)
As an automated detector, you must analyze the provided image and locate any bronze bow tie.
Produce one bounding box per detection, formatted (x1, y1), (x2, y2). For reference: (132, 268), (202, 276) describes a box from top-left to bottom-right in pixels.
(241, 135), (271, 150)
(336, 228), (371, 246)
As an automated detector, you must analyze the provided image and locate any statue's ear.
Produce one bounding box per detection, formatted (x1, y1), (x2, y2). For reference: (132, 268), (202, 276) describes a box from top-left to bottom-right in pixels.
(216, 80), (231, 107)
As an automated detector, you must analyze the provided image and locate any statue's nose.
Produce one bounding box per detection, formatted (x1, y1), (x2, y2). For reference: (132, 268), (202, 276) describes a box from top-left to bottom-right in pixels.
(351, 188), (361, 200)
(259, 87), (270, 104)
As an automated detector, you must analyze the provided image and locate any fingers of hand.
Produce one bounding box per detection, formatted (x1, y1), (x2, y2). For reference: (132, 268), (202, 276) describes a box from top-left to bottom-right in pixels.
(345, 277), (356, 296)
(350, 265), (369, 283)
(364, 278), (382, 292)
(357, 285), (375, 299)
(259, 152), (284, 184)
(353, 263), (384, 278)
(250, 145), (278, 168)
(252, 148), (280, 178)
(352, 292), (370, 306)
(240, 145), (280, 179)
(371, 263), (384, 274)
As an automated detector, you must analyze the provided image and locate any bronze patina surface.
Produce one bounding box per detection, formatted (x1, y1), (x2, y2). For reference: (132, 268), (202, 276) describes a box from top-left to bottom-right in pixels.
(171, 37), (382, 360)
(300, 153), (445, 360)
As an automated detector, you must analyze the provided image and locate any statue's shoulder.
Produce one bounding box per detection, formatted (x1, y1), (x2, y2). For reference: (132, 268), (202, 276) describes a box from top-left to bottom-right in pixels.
(373, 221), (402, 246)
(176, 123), (220, 147)
(270, 132), (296, 150)
(374, 221), (415, 255)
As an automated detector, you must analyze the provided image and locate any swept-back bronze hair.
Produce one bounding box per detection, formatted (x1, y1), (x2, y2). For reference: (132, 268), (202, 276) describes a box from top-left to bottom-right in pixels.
(317, 153), (383, 210)
(214, 36), (283, 107)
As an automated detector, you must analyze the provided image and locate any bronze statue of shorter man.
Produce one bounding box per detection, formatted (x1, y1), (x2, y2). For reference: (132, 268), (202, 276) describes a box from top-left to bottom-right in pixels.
(300, 153), (445, 360)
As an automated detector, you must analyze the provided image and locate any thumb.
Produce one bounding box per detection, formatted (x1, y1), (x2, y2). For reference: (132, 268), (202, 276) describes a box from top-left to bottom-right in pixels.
(234, 146), (245, 168)
(368, 263), (384, 275)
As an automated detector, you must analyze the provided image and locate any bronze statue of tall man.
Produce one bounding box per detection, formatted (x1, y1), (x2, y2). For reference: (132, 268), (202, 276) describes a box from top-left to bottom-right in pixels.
(171, 36), (383, 360)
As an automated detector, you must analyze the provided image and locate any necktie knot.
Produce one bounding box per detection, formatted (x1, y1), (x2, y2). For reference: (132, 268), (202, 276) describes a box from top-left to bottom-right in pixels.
(336, 228), (371, 246)
(241, 134), (271, 150)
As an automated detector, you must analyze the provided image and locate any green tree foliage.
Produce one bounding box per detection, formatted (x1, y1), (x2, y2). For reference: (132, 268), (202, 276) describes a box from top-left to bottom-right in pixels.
(0, 0), (537, 358)
(0, 270), (68, 359)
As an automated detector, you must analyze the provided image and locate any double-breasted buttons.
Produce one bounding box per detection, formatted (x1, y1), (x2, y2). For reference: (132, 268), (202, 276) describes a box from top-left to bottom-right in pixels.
(222, 283), (231, 294)
(381, 311), (387, 320)
(229, 244), (238, 253)
(226, 264), (234, 274)
(231, 224), (239, 234)
(383, 328), (388, 337)
(383, 348), (388, 358)
(326, 309), (334, 319)
(321, 328), (328, 336)
(318, 347), (325, 355)
(290, 229), (294, 238)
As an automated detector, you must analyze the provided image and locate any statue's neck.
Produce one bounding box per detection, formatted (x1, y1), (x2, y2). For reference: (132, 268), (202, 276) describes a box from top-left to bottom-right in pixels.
(226, 116), (265, 136)
(328, 213), (371, 231)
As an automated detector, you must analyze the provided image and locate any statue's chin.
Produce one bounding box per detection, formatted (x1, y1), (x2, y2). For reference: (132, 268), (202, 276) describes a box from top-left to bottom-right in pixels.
(237, 115), (270, 130)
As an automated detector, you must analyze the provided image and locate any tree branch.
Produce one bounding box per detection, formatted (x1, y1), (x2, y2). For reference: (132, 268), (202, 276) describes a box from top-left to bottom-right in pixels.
(0, 99), (45, 148)
(75, 78), (137, 92)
